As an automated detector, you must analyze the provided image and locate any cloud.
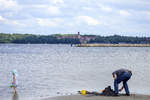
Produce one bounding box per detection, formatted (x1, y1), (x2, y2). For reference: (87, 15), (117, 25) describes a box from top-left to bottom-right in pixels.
(0, 0), (150, 36)
(47, 6), (61, 15)
(0, 15), (28, 28)
(142, 11), (150, 20)
(0, 16), (25, 27)
(51, 0), (64, 4)
(21, 5), (62, 18)
(0, 0), (20, 11)
(119, 10), (131, 17)
(37, 18), (63, 27)
(76, 16), (100, 26)
(98, 4), (113, 12)
(82, 7), (94, 11)
(0, 16), (4, 21)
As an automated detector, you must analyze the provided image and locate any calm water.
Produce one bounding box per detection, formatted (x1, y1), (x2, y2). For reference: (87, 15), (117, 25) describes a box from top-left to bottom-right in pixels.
(0, 44), (150, 100)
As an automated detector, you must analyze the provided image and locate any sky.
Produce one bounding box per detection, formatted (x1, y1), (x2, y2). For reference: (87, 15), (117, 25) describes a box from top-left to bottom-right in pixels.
(0, 0), (150, 36)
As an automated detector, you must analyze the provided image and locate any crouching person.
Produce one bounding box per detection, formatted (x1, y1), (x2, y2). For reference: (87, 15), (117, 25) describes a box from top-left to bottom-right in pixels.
(112, 68), (132, 96)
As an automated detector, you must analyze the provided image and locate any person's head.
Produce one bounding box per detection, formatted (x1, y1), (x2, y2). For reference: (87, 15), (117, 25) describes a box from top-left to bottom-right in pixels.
(12, 69), (18, 76)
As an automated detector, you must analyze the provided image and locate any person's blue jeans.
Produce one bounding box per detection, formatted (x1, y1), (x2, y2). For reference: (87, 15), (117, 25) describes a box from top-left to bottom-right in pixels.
(114, 72), (131, 95)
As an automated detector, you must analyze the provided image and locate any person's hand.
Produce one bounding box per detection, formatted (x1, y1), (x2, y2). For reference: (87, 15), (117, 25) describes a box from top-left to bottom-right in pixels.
(119, 86), (124, 91)
(113, 74), (117, 80)
(119, 88), (123, 92)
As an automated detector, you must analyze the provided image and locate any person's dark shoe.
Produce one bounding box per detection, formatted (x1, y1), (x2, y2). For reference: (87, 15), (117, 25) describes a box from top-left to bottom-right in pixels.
(114, 93), (119, 96)
(126, 94), (130, 96)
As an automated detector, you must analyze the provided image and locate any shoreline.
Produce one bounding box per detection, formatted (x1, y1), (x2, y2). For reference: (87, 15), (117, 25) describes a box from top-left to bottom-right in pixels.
(43, 94), (150, 100)
(76, 44), (150, 47)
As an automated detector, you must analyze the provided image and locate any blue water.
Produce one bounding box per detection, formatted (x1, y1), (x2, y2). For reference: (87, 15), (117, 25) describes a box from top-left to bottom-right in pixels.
(0, 44), (150, 100)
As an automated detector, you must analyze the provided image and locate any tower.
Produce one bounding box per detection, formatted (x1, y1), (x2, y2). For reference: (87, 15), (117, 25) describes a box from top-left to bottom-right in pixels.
(77, 32), (81, 39)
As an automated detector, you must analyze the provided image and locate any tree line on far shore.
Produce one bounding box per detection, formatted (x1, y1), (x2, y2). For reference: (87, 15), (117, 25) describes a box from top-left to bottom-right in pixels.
(0, 33), (80, 44)
(0, 33), (150, 44)
(89, 35), (150, 44)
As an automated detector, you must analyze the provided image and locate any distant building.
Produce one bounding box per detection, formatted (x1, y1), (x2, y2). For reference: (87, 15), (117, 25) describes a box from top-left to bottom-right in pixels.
(55, 32), (97, 44)
(77, 32), (97, 44)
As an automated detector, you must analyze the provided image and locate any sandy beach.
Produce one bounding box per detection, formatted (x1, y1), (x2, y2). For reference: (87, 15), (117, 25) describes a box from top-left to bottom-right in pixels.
(76, 44), (150, 47)
(44, 94), (150, 100)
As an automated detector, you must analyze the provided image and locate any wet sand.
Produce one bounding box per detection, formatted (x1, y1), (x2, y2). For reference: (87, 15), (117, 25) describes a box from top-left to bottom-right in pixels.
(44, 94), (150, 100)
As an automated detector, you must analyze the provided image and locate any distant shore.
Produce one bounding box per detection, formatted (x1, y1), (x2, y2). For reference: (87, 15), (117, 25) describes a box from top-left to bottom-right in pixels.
(44, 94), (150, 100)
(76, 44), (150, 47)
